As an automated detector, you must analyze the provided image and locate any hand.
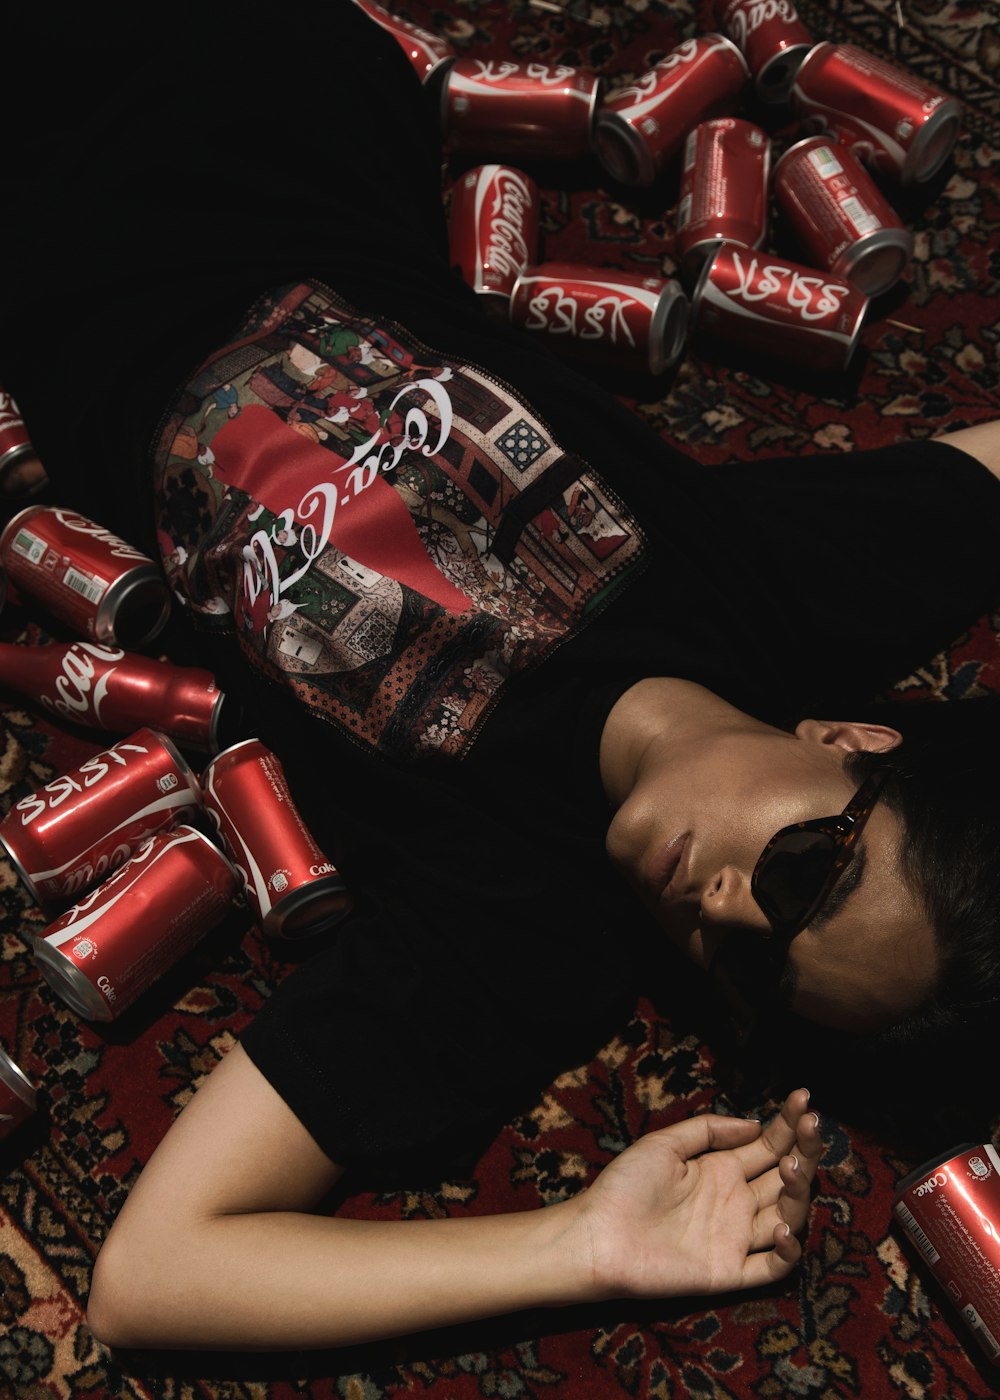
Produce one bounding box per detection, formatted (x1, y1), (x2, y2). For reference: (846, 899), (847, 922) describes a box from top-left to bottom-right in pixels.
(568, 1088), (821, 1300)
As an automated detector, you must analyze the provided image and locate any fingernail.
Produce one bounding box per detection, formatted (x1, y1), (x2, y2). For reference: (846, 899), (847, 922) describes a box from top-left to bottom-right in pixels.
(801, 1088), (810, 1103)
(789, 1154), (800, 1173)
(781, 1224), (791, 1240)
(808, 1112), (820, 1131)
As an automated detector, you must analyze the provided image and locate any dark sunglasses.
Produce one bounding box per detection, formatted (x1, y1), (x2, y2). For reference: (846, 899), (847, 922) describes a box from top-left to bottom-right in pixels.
(711, 768), (889, 1042)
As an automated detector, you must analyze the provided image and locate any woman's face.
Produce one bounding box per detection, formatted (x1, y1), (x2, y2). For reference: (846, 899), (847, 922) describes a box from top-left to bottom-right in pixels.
(601, 681), (937, 1033)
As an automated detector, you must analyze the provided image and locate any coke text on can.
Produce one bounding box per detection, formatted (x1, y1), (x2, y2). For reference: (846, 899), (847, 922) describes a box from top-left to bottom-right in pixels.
(594, 35), (749, 187)
(202, 739), (351, 939)
(792, 42), (962, 185)
(449, 164), (540, 303)
(718, 0), (813, 103)
(894, 1142), (1000, 1368)
(32, 825), (238, 1022)
(0, 504), (170, 648)
(0, 727), (202, 908)
(676, 119), (770, 281)
(774, 137), (913, 297)
(443, 58), (601, 161)
(691, 241), (868, 372)
(510, 263), (689, 375)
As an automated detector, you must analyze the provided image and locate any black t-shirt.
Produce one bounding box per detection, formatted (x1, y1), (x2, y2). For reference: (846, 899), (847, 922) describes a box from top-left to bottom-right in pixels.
(4, 5), (1000, 1166)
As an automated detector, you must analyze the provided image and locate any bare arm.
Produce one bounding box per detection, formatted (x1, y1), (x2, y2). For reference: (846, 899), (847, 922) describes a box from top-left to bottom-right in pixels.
(934, 420), (1000, 482)
(86, 1045), (820, 1352)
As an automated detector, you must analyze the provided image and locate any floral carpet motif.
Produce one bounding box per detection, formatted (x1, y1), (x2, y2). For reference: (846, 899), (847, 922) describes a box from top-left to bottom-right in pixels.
(2, 1), (1000, 1396)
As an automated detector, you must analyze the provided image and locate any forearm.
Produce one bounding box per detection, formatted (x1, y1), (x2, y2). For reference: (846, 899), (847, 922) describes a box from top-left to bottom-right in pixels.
(88, 1196), (595, 1351)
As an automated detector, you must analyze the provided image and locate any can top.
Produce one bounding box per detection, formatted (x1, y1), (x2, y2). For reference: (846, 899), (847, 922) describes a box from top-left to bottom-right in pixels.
(0, 1044), (36, 1110)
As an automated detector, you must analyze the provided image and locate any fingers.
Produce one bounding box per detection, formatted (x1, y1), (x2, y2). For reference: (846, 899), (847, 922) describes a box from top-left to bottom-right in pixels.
(735, 1088), (812, 1178)
(748, 1147), (815, 1251)
(650, 1112), (763, 1163)
(740, 1220), (803, 1290)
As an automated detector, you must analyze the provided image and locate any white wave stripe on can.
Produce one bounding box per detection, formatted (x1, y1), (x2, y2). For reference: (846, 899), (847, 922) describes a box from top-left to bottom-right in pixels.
(450, 72), (594, 105)
(610, 40), (728, 122)
(28, 789), (199, 882)
(789, 92), (909, 169)
(41, 827), (204, 949)
(204, 766), (273, 919)
(518, 277), (663, 315)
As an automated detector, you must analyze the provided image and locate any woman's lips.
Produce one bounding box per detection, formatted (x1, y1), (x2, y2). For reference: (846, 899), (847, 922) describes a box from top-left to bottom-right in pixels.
(645, 831), (690, 902)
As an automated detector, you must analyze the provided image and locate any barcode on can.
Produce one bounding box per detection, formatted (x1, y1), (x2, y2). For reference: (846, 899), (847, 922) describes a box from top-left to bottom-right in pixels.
(62, 567), (107, 603)
(896, 1202), (941, 1265)
(841, 196), (880, 236)
(11, 529), (45, 565)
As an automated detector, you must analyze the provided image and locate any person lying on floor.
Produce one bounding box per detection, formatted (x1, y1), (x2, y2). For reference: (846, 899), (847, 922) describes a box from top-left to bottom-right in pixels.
(3, 4), (999, 1354)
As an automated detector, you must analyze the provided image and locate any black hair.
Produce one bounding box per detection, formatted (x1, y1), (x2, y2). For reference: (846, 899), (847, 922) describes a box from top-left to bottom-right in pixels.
(842, 696), (1000, 1043)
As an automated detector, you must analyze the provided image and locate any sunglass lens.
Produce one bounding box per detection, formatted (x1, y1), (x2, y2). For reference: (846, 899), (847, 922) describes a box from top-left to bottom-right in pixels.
(754, 830), (837, 931)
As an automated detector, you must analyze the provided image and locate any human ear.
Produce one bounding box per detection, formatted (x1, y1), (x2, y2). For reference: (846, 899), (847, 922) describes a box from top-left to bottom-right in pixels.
(793, 718), (903, 753)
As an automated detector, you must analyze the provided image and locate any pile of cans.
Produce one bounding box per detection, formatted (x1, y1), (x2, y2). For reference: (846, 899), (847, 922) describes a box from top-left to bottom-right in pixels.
(0, 403), (351, 1143)
(359, 0), (962, 374)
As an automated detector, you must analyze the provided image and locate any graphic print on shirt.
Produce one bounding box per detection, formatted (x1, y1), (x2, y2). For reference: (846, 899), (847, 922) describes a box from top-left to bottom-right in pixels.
(154, 283), (645, 759)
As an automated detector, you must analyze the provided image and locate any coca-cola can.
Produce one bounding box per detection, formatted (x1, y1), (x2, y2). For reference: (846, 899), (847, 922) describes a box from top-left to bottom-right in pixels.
(442, 58), (601, 161)
(0, 1044), (36, 1143)
(676, 119), (770, 281)
(691, 241), (868, 372)
(352, 0), (454, 84)
(449, 164), (541, 303)
(775, 137), (913, 296)
(792, 42), (963, 185)
(718, 0), (813, 103)
(0, 640), (231, 752)
(201, 740), (351, 939)
(0, 505), (170, 648)
(0, 388), (35, 486)
(0, 727), (202, 908)
(894, 1143), (1000, 1368)
(32, 825), (238, 1021)
(594, 35), (748, 188)
(510, 262), (689, 375)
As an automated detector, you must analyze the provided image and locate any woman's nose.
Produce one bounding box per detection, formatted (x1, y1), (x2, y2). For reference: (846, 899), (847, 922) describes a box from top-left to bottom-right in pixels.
(699, 865), (771, 933)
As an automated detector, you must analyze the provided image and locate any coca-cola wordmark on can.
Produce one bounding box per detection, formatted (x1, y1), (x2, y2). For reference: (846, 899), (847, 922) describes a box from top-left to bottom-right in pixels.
(352, 0), (454, 84)
(443, 58), (601, 161)
(0, 727), (202, 908)
(0, 640), (231, 752)
(893, 1142), (1000, 1368)
(0, 505), (170, 648)
(0, 1044), (36, 1144)
(0, 388), (35, 486)
(775, 137), (913, 297)
(792, 42), (963, 185)
(449, 164), (540, 304)
(201, 740), (351, 939)
(676, 118), (770, 281)
(718, 0), (813, 103)
(510, 263), (689, 375)
(594, 35), (749, 188)
(33, 825), (238, 1022)
(691, 241), (868, 372)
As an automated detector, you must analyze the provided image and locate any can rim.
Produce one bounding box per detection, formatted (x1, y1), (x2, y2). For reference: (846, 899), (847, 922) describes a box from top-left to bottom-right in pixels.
(33, 934), (110, 1020)
(648, 280), (689, 375)
(263, 872), (352, 940)
(593, 111), (652, 187)
(902, 98), (963, 184)
(0, 1044), (36, 1109)
(834, 226), (913, 297)
(153, 729), (206, 807)
(200, 735), (265, 786)
(96, 565), (171, 648)
(754, 42), (813, 103)
(0, 828), (46, 908)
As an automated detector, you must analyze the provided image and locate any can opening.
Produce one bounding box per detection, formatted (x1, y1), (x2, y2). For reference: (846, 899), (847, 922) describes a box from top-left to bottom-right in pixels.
(593, 117), (645, 187)
(108, 575), (171, 649)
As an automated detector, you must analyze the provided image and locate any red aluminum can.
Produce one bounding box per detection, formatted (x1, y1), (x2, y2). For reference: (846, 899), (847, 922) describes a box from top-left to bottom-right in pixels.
(32, 824), (238, 1021)
(691, 241), (868, 372)
(792, 42), (962, 185)
(0, 640), (231, 752)
(510, 262), (689, 375)
(718, 0), (813, 103)
(201, 740), (351, 939)
(0, 1044), (36, 1143)
(894, 1143), (1000, 1368)
(449, 164), (541, 304)
(352, 0), (454, 84)
(594, 35), (748, 188)
(0, 505), (170, 648)
(0, 727), (202, 908)
(0, 387), (34, 487)
(775, 136), (913, 296)
(442, 57), (601, 161)
(676, 118), (770, 281)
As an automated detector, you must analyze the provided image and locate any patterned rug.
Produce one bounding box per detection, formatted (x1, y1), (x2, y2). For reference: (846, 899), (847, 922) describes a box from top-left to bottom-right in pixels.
(2, 1), (1000, 1396)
